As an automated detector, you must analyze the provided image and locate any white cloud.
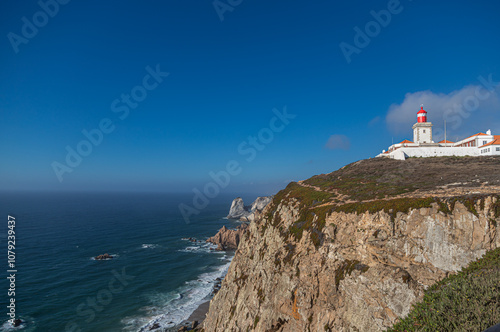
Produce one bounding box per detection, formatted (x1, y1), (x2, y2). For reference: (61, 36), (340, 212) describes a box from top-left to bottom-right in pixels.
(368, 116), (381, 127)
(325, 134), (350, 150)
(385, 77), (500, 141)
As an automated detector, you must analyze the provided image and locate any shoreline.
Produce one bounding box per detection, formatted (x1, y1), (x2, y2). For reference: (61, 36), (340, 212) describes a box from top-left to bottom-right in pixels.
(167, 289), (213, 331)
(153, 219), (247, 331)
(170, 253), (228, 331)
(187, 300), (210, 323)
(172, 300), (210, 330)
(153, 253), (229, 331)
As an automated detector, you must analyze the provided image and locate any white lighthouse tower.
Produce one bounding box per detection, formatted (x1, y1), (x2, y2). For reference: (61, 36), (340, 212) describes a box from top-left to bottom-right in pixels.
(412, 105), (433, 144)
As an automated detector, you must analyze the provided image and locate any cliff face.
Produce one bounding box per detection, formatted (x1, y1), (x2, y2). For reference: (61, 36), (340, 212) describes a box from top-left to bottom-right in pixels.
(204, 157), (500, 332)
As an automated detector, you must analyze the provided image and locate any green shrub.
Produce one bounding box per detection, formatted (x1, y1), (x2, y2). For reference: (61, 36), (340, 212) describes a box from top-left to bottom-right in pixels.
(387, 247), (500, 332)
(254, 316), (260, 328)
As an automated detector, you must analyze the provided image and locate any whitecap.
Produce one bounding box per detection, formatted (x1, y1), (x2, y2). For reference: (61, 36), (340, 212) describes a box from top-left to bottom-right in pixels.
(141, 244), (159, 249)
(0, 316), (36, 331)
(178, 242), (219, 254)
(122, 260), (232, 331)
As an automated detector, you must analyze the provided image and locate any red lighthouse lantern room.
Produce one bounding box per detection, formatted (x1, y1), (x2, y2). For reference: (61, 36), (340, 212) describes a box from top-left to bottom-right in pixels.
(417, 105), (427, 123)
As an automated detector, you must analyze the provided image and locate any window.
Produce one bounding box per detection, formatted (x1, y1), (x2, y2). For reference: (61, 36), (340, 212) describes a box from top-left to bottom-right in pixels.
(423, 130), (426, 133)
(497, 147), (500, 151)
(483, 140), (487, 145)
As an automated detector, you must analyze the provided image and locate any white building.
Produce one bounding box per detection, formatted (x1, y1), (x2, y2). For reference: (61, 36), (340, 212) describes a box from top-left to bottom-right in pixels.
(379, 106), (500, 160)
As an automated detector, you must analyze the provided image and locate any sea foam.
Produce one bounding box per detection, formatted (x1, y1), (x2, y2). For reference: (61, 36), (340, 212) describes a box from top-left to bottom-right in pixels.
(122, 259), (232, 331)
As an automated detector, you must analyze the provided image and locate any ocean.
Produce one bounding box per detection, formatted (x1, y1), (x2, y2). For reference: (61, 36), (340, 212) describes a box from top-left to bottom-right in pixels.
(0, 191), (255, 331)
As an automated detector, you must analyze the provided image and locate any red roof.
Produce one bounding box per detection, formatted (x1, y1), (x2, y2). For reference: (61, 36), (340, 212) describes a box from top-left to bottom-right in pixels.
(462, 132), (487, 141)
(417, 106), (427, 114)
(399, 139), (414, 144)
(479, 135), (500, 148)
(439, 140), (454, 143)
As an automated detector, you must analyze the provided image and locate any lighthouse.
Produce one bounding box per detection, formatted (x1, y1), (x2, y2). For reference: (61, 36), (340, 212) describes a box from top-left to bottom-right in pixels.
(412, 105), (433, 144)
(417, 106), (427, 123)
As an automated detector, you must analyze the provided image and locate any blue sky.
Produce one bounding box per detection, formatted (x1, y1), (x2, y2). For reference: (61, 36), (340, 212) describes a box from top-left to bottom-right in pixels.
(1, 0), (499, 194)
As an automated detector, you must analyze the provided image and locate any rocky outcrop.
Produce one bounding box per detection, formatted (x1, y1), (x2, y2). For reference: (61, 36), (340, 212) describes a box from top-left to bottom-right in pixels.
(227, 196), (273, 222)
(251, 196), (273, 213)
(227, 197), (250, 220)
(206, 224), (248, 251)
(204, 193), (500, 332)
(94, 253), (113, 260)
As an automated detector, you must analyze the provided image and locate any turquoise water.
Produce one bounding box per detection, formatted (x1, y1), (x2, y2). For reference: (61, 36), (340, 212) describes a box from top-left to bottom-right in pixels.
(0, 192), (255, 331)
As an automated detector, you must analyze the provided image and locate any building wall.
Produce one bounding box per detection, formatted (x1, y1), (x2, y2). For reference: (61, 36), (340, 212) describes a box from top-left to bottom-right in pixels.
(386, 147), (480, 160)
(479, 146), (500, 156)
(454, 135), (493, 147)
(413, 123), (433, 144)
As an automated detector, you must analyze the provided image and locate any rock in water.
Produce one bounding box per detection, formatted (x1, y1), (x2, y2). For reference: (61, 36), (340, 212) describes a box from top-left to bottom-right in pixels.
(206, 224), (248, 251)
(95, 253), (113, 260)
(227, 197), (251, 220)
(227, 196), (273, 222)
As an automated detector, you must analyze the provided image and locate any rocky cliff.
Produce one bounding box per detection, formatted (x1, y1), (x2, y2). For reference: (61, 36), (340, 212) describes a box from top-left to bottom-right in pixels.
(203, 156), (500, 331)
(207, 224), (248, 251)
(227, 196), (273, 222)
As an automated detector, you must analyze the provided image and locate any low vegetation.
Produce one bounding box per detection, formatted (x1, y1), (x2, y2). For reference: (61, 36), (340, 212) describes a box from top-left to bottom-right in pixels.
(266, 182), (336, 247)
(271, 182), (335, 208)
(333, 194), (500, 222)
(304, 156), (500, 201)
(387, 247), (500, 332)
(266, 177), (499, 248)
(254, 316), (260, 328)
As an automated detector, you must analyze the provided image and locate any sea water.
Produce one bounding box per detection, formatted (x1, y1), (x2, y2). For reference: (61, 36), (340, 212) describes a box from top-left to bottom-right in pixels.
(0, 192), (256, 331)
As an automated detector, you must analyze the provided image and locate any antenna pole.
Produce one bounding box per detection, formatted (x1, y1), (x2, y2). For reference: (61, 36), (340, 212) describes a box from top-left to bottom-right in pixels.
(444, 120), (447, 146)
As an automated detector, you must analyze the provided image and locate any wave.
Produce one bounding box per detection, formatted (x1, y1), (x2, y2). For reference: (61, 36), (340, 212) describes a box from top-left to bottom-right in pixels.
(121, 260), (232, 331)
(178, 242), (219, 254)
(141, 244), (160, 249)
(0, 316), (36, 331)
(218, 254), (230, 261)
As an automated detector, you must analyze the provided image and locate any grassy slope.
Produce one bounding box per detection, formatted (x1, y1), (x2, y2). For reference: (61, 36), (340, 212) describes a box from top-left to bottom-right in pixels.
(304, 156), (500, 202)
(387, 247), (500, 332)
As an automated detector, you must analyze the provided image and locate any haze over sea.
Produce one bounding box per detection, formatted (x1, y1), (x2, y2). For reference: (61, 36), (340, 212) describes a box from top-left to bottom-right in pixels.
(0, 191), (256, 331)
